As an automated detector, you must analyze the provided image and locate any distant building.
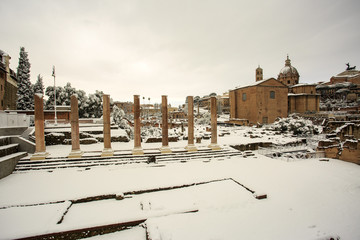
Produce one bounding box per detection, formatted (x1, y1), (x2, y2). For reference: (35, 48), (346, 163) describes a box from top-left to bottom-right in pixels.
(316, 65), (359, 112)
(229, 78), (288, 124)
(277, 55), (299, 86)
(330, 68), (360, 85)
(0, 50), (18, 110)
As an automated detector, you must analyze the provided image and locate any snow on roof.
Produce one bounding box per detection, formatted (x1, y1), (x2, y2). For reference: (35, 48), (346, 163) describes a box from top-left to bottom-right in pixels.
(279, 65), (299, 75)
(289, 83), (317, 88)
(316, 82), (355, 89)
(288, 93), (320, 96)
(334, 70), (360, 78)
(234, 78), (279, 90)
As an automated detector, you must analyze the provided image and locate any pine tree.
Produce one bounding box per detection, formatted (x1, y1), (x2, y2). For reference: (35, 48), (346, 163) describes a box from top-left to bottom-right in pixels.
(16, 47), (33, 110)
(45, 85), (64, 110)
(84, 90), (103, 118)
(33, 74), (44, 95)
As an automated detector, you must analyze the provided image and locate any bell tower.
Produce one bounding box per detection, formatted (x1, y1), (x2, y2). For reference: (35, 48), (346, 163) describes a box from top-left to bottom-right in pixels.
(256, 65), (263, 82)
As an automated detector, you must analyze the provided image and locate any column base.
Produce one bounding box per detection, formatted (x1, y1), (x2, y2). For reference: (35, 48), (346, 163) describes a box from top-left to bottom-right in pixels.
(160, 145), (172, 154)
(185, 144), (198, 152)
(101, 148), (114, 157)
(68, 149), (84, 158)
(132, 146), (144, 155)
(208, 143), (222, 151)
(30, 151), (50, 160)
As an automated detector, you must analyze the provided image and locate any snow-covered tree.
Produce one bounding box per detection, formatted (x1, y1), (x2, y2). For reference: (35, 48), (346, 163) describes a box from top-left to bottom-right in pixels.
(63, 82), (77, 106)
(75, 89), (88, 118)
(16, 47), (33, 110)
(33, 74), (44, 95)
(111, 105), (125, 125)
(45, 86), (65, 109)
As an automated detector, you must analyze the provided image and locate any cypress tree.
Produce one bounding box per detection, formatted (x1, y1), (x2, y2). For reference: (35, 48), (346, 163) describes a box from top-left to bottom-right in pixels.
(16, 47), (33, 110)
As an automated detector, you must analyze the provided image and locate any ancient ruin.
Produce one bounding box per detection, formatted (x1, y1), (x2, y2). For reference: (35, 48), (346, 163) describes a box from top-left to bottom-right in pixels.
(101, 94), (114, 157)
(30, 94), (49, 160)
(132, 95), (144, 155)
(68, 95), (83, 158)
(185, 96), (197, 152)
(160, 95), (172, 154)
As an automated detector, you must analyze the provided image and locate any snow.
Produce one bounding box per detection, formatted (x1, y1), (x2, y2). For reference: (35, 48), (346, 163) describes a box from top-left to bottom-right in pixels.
(0, 124), (359, 239)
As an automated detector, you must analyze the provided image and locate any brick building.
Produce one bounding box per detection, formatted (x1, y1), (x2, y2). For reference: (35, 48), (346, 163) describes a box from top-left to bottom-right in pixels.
(229, 78), (288, 124)
(330, 68), (360, 85)
(0, 50), (17, 110)
(288, 84), (320, 114)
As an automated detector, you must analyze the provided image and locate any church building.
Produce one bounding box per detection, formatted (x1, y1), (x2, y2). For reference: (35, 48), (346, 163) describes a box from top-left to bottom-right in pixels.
(229, 76), (288, 125)
(0, 50), (18, 110)
(229, 56), (320, 125)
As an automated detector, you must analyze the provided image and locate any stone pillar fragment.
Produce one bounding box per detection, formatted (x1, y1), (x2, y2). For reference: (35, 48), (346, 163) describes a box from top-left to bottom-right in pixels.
(102, 94), (114, 157)
(160, 95), (172, 154)
(30, 94), (49, 160)
(132, 95), (144, 155)
(68, 95), (83, 158)
(185, 96), (197, 152)
(208, 96), (221, 150)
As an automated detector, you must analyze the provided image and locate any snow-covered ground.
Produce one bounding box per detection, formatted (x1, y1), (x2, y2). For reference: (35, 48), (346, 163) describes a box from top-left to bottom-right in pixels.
(0, 125), (359, 240)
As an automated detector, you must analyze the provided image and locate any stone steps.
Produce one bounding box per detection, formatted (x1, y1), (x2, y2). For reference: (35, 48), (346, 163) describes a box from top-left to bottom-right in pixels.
(0, 143), (19, 158)
(14, 149), (243, 172)
(0, 136), (28, 179)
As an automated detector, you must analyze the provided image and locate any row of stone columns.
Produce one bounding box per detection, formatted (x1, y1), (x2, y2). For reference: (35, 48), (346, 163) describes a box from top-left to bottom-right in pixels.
(30, 94), (220, 160)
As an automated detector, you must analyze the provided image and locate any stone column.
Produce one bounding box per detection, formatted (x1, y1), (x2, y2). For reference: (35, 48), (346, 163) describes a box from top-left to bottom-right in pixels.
(102, 94), (114, 157)
(68, 95), (83, 158)
(185, 96), (197, 152)
(30, 94), (49, 160)
(208, 96), (221, 150)
(132, 95), (144, 155)
(160, 95), (172, 153)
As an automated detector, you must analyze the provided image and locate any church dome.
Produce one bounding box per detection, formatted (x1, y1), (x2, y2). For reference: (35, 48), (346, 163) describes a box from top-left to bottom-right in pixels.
(277, 55), (300, 86)
(279, 65), (299, 76)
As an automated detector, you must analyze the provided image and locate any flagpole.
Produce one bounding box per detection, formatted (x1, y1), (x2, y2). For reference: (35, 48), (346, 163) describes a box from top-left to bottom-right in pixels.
(52, 66), (57, 125)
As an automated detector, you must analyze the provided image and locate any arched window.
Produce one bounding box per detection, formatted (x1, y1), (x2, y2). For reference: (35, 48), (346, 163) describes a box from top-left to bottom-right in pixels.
(242, 93), (247, 101)
(270, 91), (275, 99)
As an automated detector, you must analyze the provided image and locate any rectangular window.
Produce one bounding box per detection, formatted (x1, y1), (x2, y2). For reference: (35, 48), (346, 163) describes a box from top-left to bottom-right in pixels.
(270, 91), (275, 99)
(242, 93), (246, 101)
(262, 117), (268, 124)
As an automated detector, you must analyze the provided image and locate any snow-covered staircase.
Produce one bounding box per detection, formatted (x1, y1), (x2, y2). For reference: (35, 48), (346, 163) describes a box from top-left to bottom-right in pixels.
(0, 136), (28, 179)
(14, 148), (243, 172)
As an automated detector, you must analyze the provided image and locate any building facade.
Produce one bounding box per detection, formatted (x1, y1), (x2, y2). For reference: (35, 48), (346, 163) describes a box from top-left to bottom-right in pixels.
(229, 78), (288, 124)
(0, 50), (18, 110)
(288, 84), (320, 114)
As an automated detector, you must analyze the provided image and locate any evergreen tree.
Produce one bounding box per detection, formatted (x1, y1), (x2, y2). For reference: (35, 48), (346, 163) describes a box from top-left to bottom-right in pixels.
(45, 85), (64, 110)
(16, 47), (33, 110)
(84, 90), (103, 118)
(33, 74), (44, 95)
(75, 89), (88, 118)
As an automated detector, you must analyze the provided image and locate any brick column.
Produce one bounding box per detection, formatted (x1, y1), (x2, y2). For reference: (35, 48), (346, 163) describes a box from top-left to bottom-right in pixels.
(30, 94), (49, 160)
(102, 94), (114, 157)
(160, 95), (172, 153)
(68, 95), (83, 158)
(132, 95), (144, 155)
(208, 96), (221, 150)
(185, 96), (197, 152)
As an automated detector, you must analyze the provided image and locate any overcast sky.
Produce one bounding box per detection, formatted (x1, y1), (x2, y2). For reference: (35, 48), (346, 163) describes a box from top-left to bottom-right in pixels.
(1, 0), (359, 106)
